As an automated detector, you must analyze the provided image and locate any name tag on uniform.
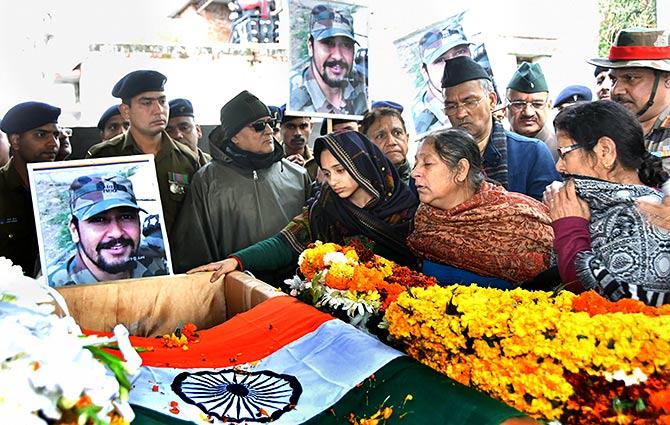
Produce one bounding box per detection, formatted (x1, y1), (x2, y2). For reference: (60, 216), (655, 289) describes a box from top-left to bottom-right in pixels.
(0, 217), (19, 225)
(168, 172), (189, 195)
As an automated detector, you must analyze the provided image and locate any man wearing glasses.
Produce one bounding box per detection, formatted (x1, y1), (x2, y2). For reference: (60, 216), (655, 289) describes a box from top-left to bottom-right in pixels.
(441, 56), (559, 201)
(166, 98), (211, 167)
(171, 91), (311, 275)
(505, 62), (558, 162)
(87, 70), (200, 242)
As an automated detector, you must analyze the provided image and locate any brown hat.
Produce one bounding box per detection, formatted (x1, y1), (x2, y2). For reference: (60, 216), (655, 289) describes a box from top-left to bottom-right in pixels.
(587, 28), (670, 72)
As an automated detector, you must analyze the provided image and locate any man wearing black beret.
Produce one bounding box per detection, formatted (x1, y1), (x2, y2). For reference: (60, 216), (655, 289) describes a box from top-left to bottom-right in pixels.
(441, 56), (559, 201)
(0, 101), (61, 276)
(166, 98), (211, 167)
(97, 104), (129, 142)
(86, 70), (200, 241)
(171, 90), (311, 277)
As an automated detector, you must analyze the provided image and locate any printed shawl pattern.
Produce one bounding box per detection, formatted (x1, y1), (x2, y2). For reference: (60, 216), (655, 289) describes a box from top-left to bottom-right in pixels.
(407, 181), (553, 284)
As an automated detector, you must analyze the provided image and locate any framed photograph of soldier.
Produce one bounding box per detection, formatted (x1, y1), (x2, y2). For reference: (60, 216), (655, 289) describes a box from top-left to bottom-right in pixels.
(393, 10), (499, 136)
(286, 0), (370, 119)
(27, 155), (172, 287)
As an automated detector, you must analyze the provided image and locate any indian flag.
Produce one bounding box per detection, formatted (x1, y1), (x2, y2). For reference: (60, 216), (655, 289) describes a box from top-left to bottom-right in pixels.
(121, 297), (524, 424)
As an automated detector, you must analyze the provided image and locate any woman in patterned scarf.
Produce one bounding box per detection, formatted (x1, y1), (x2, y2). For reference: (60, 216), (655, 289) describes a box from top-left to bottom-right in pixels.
(190, 130), (418, 282)
(407, 128), (554, 287)
(545, 100), (670, 306)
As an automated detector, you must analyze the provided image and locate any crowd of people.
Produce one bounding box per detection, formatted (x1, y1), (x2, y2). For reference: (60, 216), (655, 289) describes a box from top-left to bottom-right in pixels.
(1, 25), (670, 308)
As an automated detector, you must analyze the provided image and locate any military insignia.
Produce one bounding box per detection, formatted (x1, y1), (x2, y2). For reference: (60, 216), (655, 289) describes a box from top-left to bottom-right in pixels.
(168, 172), (189, 195)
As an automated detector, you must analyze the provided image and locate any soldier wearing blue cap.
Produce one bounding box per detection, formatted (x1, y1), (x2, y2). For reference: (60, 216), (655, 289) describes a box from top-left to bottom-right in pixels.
(86, 70), (200, 239)
(414, 24), (473, 134)
(554, 85), (593, 111)
(0, 101), (61, 277)
(441, 56), (559, 200)
(48, 175), (168, 286)
(97, 104), (129, 142)
(166, 98), (211, 167)
(289, 4), (367, 115)
(505, 62), (558, 161)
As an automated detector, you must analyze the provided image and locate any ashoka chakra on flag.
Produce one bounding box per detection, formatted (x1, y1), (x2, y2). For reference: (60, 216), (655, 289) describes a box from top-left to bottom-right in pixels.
(171, 369), (302, 422)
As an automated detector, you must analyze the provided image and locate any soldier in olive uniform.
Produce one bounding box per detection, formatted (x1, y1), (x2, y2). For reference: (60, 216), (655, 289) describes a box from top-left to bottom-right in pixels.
(86, 70), (200, 241)
(166, 98), (211, 167)
(49, 175), (168, 287)
(289, 4), (367, 115)
(0, 101), (61, 276)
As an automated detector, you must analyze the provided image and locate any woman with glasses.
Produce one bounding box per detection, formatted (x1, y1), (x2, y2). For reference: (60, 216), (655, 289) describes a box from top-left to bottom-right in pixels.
(190, 130), (419, 282)
(407, 128), (553, 288)
(545, 100), (670, 306)
(171, 91), (312, 275)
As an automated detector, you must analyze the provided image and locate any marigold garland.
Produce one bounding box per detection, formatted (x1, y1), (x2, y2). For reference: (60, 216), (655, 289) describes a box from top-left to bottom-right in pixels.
(385, 286), (670, 422)
(289, 241), (436, 326)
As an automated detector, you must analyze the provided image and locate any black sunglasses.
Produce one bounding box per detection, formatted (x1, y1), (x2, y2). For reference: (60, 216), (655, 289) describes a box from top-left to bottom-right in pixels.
(247, 119), (276, 133)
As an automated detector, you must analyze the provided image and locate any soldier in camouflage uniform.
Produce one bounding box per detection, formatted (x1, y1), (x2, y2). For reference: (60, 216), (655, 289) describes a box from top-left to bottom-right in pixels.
(413, 26), (473, 135)
(289, 4), (367, 116)
(588, 28), (670, 173)
(49, 175), (168, 287)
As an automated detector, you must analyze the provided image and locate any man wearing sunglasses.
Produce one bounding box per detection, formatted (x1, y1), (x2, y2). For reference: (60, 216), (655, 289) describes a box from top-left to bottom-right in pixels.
(506, 62), (558, 162)
(86, 70), (201, 243)
(442, 56), (559, 201)
(0, 101), (61, 277)
(289, 4), (367, 115)
(171, 90), (311, 277)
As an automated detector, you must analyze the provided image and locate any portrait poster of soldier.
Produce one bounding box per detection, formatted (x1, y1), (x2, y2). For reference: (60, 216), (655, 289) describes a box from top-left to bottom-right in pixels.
(393, 11), (499, 136)
(28, 155), (172, 288)
(287, 0), (369, 119)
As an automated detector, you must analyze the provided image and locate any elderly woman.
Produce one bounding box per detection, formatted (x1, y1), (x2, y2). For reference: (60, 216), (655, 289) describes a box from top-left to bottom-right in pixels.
(407, 128), (554, 287)
(360, 106), (413, 184)
(545, 100), (670, 305)
(191, 130), (418, 281)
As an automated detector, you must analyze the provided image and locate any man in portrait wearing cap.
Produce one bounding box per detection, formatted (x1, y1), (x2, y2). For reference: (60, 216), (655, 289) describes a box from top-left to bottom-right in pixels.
(49, 176), (168, 287)
(442, 56), (559, 201)
(277, 105), (317, 178)
(171, 90), (311, 278)
(553, 85), (593, 112)
(0, 101), (61, 277)
(86, 70), (200, 240)
(166, 98), (211, 167)
(506, 62), (558, 161)
(588, 28), (670, 172)
(289, 4), (367, 115)
(97, 104), (129, 142)
(414, 25), (473, 134)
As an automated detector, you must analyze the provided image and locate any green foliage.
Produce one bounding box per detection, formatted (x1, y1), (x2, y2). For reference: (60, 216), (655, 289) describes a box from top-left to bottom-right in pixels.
(598, 0), (657, 57)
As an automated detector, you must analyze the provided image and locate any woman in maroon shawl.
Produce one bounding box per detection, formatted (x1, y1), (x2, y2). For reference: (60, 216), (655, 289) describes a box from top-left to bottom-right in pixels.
(191, 130), (418, 281)
(408, 128), (554, 286)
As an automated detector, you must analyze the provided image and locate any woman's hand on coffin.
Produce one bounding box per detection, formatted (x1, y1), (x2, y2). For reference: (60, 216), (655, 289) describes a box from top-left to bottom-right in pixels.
(187, 258), (240, 283)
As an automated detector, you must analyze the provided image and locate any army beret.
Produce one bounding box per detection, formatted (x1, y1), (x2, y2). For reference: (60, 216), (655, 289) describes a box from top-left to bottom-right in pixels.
(269, 105), (283, 123)
(112, 70), (167, 99)
(507, 62), (549, 93)
(168, 98), (194, 119)
(0, 101), (61, 135)
(593, 65), (609, 78)
(554, 85), (592, 108)
(371, 100), (404, 113)
(441, 56), (490, 89)
(97, 104), (122, 130)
